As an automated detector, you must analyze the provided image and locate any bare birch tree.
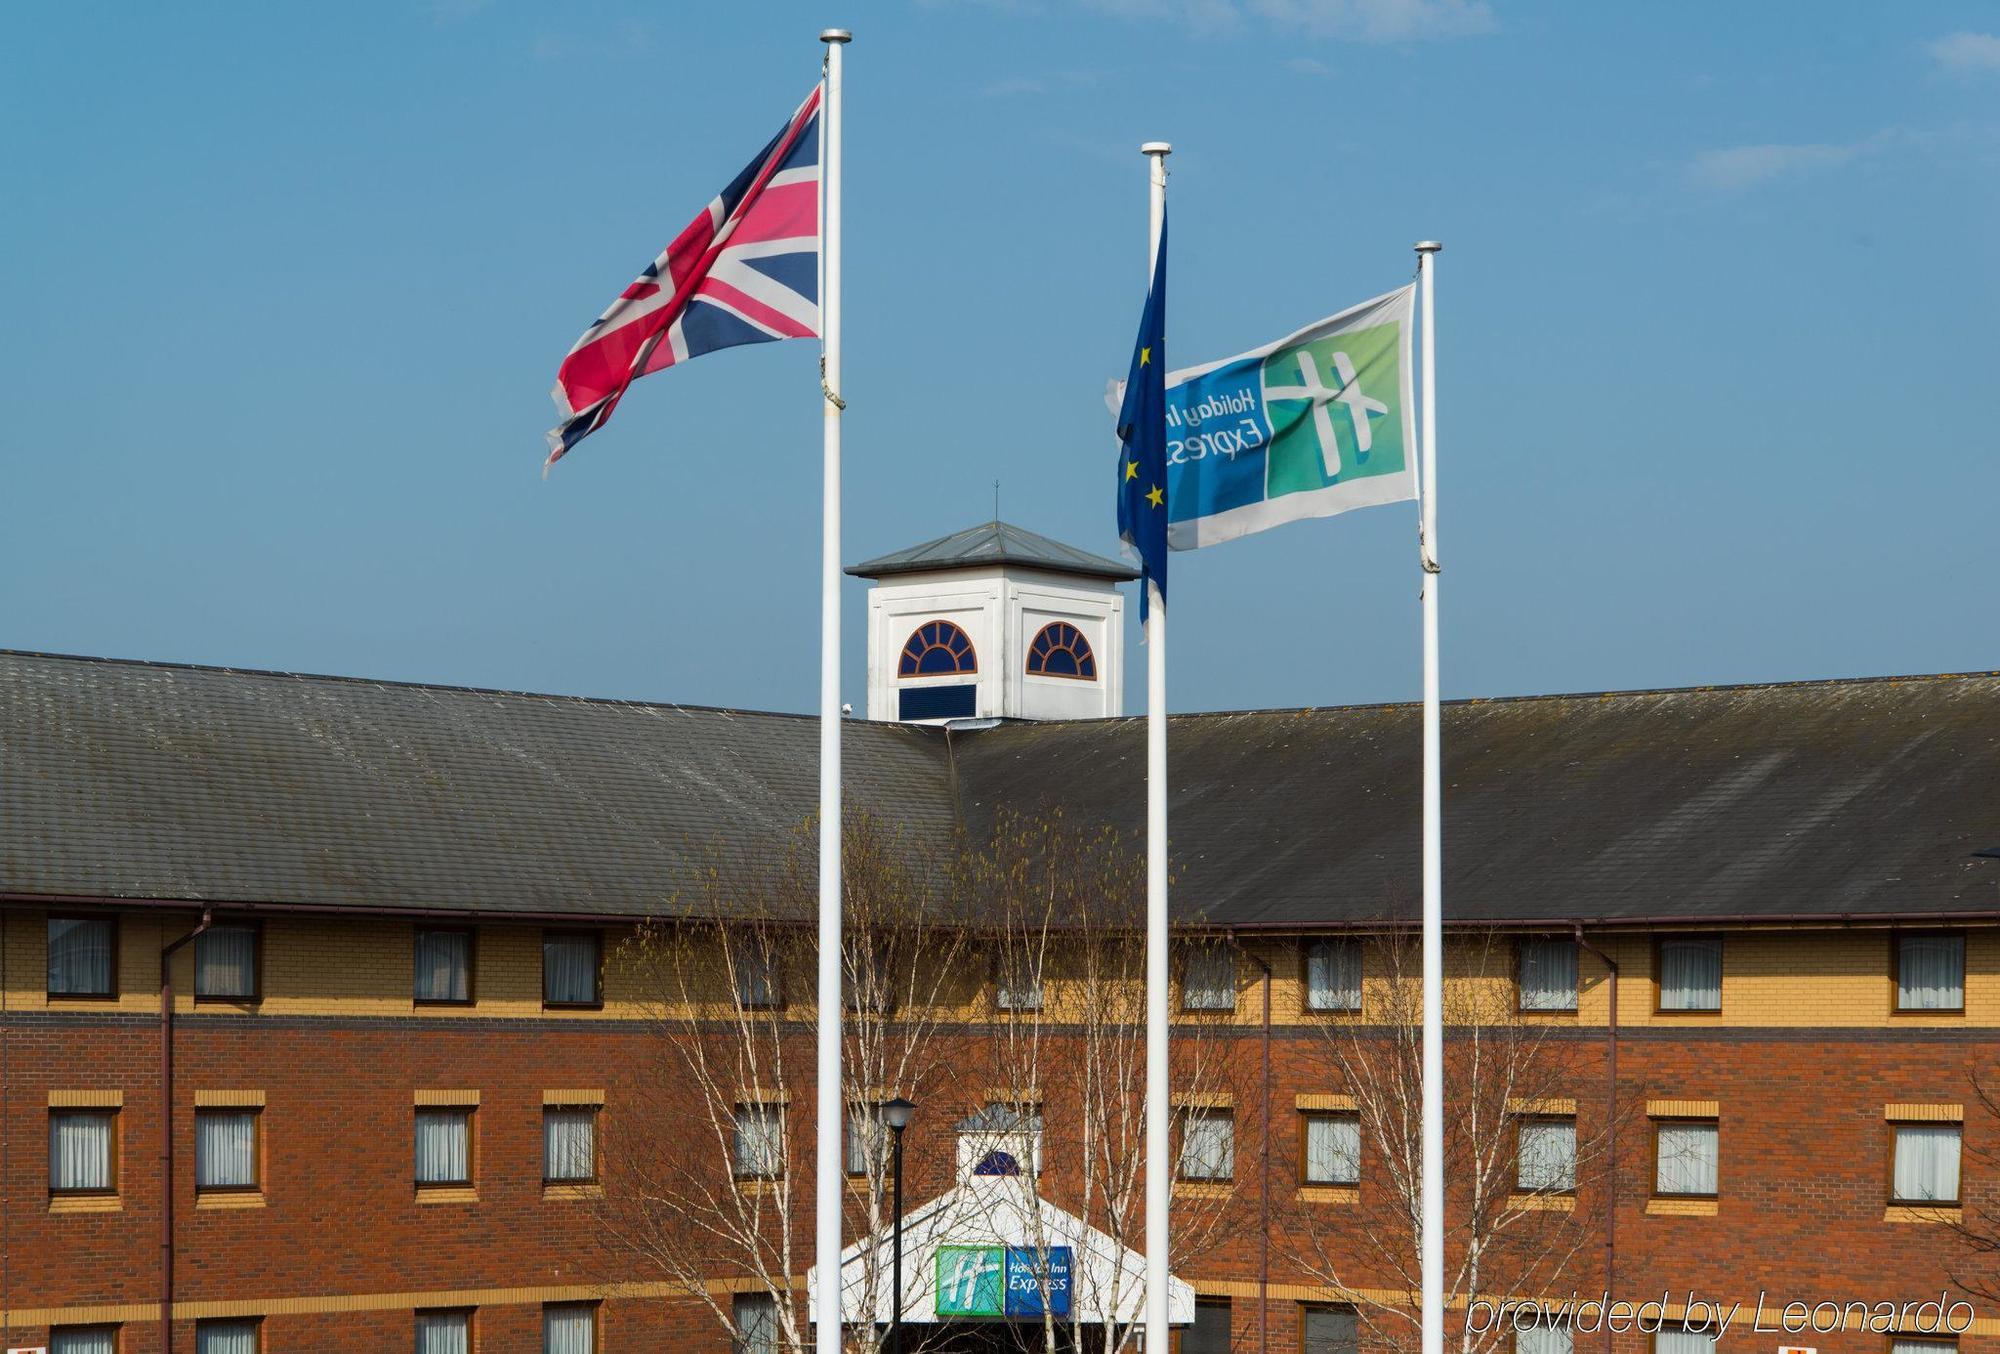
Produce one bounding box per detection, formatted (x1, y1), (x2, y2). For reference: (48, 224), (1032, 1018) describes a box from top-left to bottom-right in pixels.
(1282, 930), (1620, 1354)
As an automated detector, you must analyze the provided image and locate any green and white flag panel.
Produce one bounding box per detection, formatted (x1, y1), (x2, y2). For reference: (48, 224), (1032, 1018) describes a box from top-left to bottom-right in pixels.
(1116, 285), (1417, 550)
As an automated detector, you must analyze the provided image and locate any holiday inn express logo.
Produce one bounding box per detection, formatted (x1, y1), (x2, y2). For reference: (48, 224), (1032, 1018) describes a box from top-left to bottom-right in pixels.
(935, 1245), (1074, 1318)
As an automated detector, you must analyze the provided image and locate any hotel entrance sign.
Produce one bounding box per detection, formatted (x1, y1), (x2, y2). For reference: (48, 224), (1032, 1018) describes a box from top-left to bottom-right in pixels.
(935, 1245), (1074, 1318)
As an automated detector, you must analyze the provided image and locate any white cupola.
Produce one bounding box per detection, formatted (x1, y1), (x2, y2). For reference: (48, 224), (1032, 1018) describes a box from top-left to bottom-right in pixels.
(847, 520), (1134, 724)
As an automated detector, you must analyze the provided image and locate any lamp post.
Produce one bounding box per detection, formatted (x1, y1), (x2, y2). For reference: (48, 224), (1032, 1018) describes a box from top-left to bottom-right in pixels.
(880, 1096), (917, 1354)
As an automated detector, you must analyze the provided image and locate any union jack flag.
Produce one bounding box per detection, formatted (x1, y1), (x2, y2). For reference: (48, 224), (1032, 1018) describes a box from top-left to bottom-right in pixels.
(545, 84), (822, 471)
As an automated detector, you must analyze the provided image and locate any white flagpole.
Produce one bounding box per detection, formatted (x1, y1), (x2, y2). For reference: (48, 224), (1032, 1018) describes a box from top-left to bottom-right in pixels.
(1141, 138), (1172, 1354)
(817, 27), (850, 1354)
(1414, 238), (1444, 1354)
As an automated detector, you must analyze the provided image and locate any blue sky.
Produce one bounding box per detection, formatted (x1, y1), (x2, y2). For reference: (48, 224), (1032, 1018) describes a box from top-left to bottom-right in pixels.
(4, 1), (1997, 714)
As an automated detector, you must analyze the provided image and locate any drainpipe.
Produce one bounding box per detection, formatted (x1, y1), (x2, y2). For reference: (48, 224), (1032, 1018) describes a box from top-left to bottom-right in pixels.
(160, 908), (212, 1354)
(1254, 951), (1272, 1354)
(1572, 926), (1617, 1354)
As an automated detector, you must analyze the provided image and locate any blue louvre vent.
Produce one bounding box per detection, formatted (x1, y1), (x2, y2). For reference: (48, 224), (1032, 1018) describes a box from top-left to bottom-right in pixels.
(899, 684), (977, 721)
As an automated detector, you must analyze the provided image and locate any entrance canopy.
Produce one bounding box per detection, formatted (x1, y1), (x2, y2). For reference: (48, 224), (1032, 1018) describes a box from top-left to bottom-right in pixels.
(807, 1176), (1195, 1327)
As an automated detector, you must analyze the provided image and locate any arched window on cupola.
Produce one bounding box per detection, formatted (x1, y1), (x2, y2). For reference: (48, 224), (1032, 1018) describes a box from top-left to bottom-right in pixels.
(1025, 622), (1096, 681)
(899, 620), (978, 677)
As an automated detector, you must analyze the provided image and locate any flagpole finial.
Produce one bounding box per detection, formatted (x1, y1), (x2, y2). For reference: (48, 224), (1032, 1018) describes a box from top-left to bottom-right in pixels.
(1415, 240), (1443, 253)
(820, 27), (851, 42)
(1141, 141), (1172, 157)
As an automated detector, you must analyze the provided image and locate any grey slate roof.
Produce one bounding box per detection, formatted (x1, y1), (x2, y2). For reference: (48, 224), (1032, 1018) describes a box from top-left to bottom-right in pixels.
(846, 520), (1139, 582)
(3, 649), (1998, 925)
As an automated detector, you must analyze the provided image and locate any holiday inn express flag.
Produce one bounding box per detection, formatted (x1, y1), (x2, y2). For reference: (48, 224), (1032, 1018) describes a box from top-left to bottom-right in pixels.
(1114, 285), (1416, 549)
(544, 84), (822, 471)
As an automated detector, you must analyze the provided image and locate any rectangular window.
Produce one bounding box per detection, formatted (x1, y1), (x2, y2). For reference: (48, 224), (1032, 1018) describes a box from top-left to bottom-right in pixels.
(1303, 938), (1362, 1013)
(1516, 1118), (1577, 1193)
(1183, 944), (1237, 1012)
(1891, 1124), (1962, 1205)
(1517, 1321), (1573, 1354)
(194, 925), (258, 1001)
(1897, 933), (1965, 1012)
(195, 1320), (259, 1354)
(996, 950), (1044, 1011)
(845, 1105), (886, 1178)
(734, 943), (779, 1010)
(414, 927), (473, 1004)
(1518, 938), (1578, 1012)
(543, 1302), (597, 1354)
(734, 1103), (784, 1180)
(1178, 1107), (1234, 1181)
(543, 1106), (598, 1183)
(415, 1109), (472, 1187)
(51, 1326), (120, 1354)
(47, 917), (116, 998)
(1302, 1305), (1358, 1354)
(1184, 1299), (1231, 1354)
(415, 1309), (473, 1354)
(1657, 935), (1722, 1012)
(1891, 1341), (1958, 1354)
(1653, 1120), (1718, 1197)
(1655, 1328), (1716, 1354)
(1302, 1113), (1360, 1186)
(195, 1109), (259, 1192)
(543, 930), (602, 1007)
(49, 1109), (115, 1194)
(734, 1293), (780, 1354)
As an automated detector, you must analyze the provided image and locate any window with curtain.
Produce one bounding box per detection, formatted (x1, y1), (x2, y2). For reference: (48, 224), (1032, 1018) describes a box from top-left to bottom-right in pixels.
(733, 1103), (784, 1179)
(195, 925), (257, 1000)
(415, 1309), (472, 1354)
(1898, 934), (1965, 1011)
(734, 1293), (780, 1354)
(1182, 945), (1236, 1011)
(1183, 1300), (1233, 1354)
(1891, 1124), (1962, 1204)
(415, 1109), (472, 1186)
(49, 1110), (114, 1193)
(1304, 938), (1362, 1013)
(195, 1109), (258, 1191)
(1302, 1306), (1358, 1354)
(845, 1105), (887, 1177)
(47, 917), (115, 997)
(996, 950), (1043, 1011)
(1654, 1121), (1719, 1196)
(1517, 1118), (1578, 1192)
(1658, 936), (1723, 1011)
(543, 1107), (597, 1183)
(543, 1302), (596, 1354)
(1891, 1341), (1958, 1354)
(1518, 938), (1578, 1012)
(734, 943), (778, 1010)
(543, 932), (601, 1006)
(1178, 1108), (1234, 1181)
(195, 1320), (259, 1354)
(1303, 1113), (1361, 1185)
(1656, 1327), (1716, 1354)
(1516, 1320), (1573, 1354)
(50, 1326), (119, 1354)
(413, 928), (472, 1004)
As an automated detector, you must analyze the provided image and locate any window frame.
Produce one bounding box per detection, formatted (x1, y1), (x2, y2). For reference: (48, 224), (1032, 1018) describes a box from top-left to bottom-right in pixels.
(193, 1106), (262, 1195)
(1177, 1106), (1235, 1183)
(1181, 942), (1238, 1014)
(1651, 1327), (1719, 1354)
(731, 940), (783, 1013)
(542, 1104), (601, 1186)
(192, 921), (263, 1004)
(415, 1307), (476, 1354)
(1299, 937), (1363, 1015)
(1886, 1120), (1963, 1208)
(1653, 933), (1724, 1014)
(50, 1326), (124, 1354)
(1298, 1110), (1361, 1188)
(992, 948), (1045, 1014)
(733, 1101), (786, 1182)
(193, 1317), (261, 1353)
(1886, 1338), (1958, 1354)
(898, 618), (979, 678)
(845, 1102), (887, 1180)
(1298, 1302), (1359, 1354)
(1892, 929), (1967, 1016)
(541, 928), (604, 1010)
(1514, 1319), (1575, 1354)
(48, 1107), (119, 1198)
(414, 1106), (476, 1189)
(46, 913), (120, 1000)
(1515, 935), (1579, 1015)
(413, 925), (476, 1007)
(542, 1301), (599, 1354)
(1650, 1116), (1719, 1200)
(1513, 1114), (1579, 1197)
(1024, 620), (1098, 681)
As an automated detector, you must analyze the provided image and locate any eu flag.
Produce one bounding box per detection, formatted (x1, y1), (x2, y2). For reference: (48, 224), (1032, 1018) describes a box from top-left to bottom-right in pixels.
(1116, 214), (1168, 620)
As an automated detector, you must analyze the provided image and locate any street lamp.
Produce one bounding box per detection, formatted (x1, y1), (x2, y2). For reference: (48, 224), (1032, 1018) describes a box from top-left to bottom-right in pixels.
(881, 1096), (917, 1354)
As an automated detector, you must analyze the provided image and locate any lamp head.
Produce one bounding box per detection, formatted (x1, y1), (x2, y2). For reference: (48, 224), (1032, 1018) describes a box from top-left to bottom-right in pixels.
(881, 1096), (917, 1132)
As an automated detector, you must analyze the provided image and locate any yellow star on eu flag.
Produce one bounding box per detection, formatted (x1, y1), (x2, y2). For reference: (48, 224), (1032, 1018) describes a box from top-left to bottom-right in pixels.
(1125, 460), (1139, 481)
(1146, 484), (1164, 508)
(1139, 346), (1151, 366)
